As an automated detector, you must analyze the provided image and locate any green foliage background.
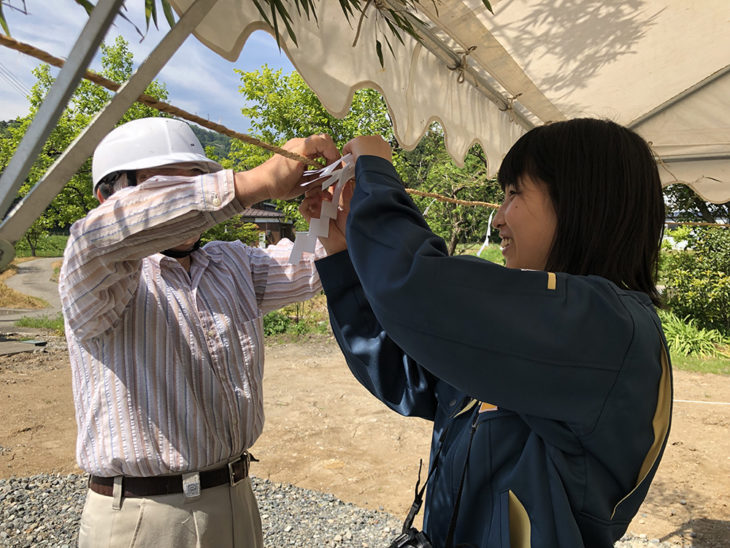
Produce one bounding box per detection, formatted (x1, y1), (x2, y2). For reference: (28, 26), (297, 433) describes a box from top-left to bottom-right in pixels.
(229, 66), (502, 251)
(1, 23), (726, 358)
(663, 227), (730, 334)
(0, 37), (169, 256)
(200, 218), (260, 247)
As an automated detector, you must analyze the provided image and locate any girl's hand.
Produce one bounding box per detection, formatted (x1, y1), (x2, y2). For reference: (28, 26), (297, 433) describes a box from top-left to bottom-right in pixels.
(342, 136), (392, 164)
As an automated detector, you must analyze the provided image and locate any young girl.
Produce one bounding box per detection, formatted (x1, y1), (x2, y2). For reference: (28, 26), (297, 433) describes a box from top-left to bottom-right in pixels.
(308, 118), (671, 547)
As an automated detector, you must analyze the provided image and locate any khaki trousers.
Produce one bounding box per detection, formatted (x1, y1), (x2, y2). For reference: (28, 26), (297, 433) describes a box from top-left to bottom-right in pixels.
(78, 477), (263, 548)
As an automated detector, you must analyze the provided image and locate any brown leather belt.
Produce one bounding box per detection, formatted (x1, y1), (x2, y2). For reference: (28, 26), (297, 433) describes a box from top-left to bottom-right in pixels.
(88, 453), (251, 498)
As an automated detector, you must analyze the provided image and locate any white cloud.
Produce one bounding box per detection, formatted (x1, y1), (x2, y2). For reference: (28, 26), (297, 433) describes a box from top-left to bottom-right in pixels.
(0, 0), (292, 133)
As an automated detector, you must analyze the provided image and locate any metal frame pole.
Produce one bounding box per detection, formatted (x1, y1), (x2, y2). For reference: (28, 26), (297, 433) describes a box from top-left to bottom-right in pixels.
(0, 0), (219, 269)
(0, 0), (124, 219)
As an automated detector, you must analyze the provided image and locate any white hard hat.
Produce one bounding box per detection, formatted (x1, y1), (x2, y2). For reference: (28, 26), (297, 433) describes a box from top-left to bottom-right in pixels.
(92, 118), (222, 190)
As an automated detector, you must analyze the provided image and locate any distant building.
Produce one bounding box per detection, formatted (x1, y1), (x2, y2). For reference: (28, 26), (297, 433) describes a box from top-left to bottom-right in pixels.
(240, 202), (294, 245)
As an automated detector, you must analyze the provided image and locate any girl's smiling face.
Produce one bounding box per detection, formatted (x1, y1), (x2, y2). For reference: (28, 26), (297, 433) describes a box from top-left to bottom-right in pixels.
(492, 175), (557, 271)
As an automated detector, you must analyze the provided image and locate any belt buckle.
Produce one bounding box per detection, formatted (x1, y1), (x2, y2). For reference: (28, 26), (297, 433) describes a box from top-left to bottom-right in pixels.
(228, 454), (247, 486)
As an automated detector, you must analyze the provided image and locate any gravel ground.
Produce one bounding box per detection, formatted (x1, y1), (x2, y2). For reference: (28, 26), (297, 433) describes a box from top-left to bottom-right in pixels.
(0, 474), (684, 547)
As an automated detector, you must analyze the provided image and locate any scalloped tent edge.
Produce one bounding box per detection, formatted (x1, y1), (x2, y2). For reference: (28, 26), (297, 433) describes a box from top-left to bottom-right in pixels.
(170, 0), (730, 202)
(0, 0), (727, 269)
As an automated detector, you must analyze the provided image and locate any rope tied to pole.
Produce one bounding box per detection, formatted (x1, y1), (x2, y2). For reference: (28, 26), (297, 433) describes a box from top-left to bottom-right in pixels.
(448, 45), (477, 84)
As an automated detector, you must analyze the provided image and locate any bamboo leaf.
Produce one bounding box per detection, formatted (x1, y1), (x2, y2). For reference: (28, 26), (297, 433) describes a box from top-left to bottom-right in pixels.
(430, 0), (439, 17)
(251, 0), (273, 26)
(383, 16), (405, 46)
(390, 10), (421, 41)
(381, 36), (395, 66)
(289, 0), (302, 18)
(161, 0), (175, 27)
(110, 4), (146, 40)
(293, 0), (317, 21)
(145, 0), (158, 30)
(269, 0), (281, 47)
(305, 0), (320, 23)
(384, 34), (396, 59)
(0, 3), (9, 36)
(73, 0), (95, 15)
(376, 39), (384, 67)
(338, 0), (358, 21)
(264, 0), (299, 47)
(277, 1), (298, 46)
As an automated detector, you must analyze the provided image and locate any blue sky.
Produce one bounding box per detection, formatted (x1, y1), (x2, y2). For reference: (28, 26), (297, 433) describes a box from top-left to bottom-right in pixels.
(0, 0), (294, 133)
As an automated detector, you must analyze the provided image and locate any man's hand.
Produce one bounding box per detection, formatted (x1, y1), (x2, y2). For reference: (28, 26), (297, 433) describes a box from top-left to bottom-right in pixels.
(300, 179), (354, 256)
(234, 134), (340, 206)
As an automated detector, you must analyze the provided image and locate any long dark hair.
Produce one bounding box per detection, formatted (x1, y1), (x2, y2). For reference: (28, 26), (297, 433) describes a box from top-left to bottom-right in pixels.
(498, 118), (664, 305)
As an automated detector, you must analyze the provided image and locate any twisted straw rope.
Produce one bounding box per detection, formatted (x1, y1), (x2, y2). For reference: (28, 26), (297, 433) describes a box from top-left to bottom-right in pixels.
(665, 221), (729, 228)
(406, 189), (499, 209)
(0, 33), (317, 166)
(3, 32), (503, 208)
(2, 34), (729, 223)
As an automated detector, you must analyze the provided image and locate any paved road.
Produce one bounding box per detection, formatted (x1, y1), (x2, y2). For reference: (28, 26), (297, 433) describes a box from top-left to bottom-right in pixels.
(0, 257), (62, 333)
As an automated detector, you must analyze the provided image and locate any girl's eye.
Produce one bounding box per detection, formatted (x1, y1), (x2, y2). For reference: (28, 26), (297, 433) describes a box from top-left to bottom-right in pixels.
(508, 189), (519, 196)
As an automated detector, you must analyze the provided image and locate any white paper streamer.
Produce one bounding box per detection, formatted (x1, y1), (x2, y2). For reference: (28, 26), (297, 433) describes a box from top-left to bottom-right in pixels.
(288, 154), (355, 262)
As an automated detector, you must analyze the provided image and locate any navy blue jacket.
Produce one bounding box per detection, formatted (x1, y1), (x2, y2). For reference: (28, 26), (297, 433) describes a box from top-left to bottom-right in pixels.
(315, 156), (672, 547)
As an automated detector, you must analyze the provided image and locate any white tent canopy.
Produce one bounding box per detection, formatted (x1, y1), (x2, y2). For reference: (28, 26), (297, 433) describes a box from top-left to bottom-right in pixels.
(172, 0), (730, 203)
(0, 0), (727, 268)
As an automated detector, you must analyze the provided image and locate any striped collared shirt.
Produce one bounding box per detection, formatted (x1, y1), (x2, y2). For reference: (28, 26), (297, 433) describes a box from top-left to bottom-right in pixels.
(60, 170), (323, 476)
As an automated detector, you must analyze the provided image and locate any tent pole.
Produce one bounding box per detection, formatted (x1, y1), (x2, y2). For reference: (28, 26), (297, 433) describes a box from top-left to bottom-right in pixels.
(628, 65), (730, 130)
(0, 0), (124, 220)
(0, 0), (219, 270)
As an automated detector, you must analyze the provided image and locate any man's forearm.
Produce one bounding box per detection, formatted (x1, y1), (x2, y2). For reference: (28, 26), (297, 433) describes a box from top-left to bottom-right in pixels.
(233, 169), (272, 208)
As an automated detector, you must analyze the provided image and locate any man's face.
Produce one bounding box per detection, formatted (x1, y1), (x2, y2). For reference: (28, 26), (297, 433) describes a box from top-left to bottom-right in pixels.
(139, 166), (208, 253)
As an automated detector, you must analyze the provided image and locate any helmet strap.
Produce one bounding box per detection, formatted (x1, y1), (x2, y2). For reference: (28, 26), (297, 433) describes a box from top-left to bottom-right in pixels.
(161, 238), (201, 259)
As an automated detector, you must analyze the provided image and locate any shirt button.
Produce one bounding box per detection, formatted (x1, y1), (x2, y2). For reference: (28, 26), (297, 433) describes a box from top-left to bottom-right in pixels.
(208, 329), (216, 338)
(211, 193), (221, 206)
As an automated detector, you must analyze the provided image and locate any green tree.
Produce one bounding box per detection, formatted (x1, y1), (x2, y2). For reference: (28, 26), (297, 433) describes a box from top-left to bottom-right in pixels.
(663, 227), (730, 334)
(228, 67), (395, 228)
(200, 218), (260, 247)
(664, 184), (729, 224)
(237, 66), (394, 147)
(231, 67), (500, 251)
(395, 125), (502, 255)
(0, 36), (169, 255)
(191, 125), (232, 158)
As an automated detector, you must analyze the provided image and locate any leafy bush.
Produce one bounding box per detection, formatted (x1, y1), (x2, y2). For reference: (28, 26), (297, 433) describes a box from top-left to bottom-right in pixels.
(263, 294), (331, 338)
(658, 309), (729, 357)
(263, 311), (292, 336)
(662, 227), (730, 334)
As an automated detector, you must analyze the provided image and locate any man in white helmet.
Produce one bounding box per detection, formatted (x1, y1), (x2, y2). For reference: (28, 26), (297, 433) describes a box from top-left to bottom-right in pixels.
(59, 117), (339, 547)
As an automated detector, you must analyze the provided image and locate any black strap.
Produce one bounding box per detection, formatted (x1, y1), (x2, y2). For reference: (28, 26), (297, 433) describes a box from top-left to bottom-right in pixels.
(445, 411), (479, 547)
(400, 401), (481, 545)
(401, 425), (449, 533)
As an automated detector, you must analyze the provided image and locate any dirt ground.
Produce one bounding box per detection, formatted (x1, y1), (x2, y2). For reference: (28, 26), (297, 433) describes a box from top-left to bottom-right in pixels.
(0, 334), (728, 546)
